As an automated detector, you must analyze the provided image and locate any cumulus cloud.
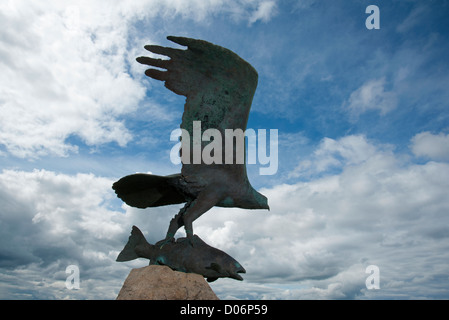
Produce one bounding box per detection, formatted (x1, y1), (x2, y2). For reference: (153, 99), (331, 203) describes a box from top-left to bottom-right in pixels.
(0, 169), (122, 298)
(411, 131), (449, 161)
(0, 0), (278, 159)
(0, 168), (180, 299)
(2, 132), (449, 299)
(289, 134), (393, 179)
(0, 1), (146, 158)
(2, 1), (448, 300)
(345, 78), (398, 119)
(204, 133), (449, 299)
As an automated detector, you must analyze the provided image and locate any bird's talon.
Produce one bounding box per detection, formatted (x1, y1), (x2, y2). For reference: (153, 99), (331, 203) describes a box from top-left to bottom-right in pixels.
(156, 235), (175, 249)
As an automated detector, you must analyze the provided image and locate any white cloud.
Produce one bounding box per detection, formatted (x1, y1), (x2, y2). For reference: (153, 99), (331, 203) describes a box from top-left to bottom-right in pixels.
(2, 1), (449, 300)
(0, 168), (180, 299)
(0, 169), (121, 298)
(345, 78), (398, 119)
(0, 1), (147, 158)
(0, 0), (278, 159)
(206, 135), (449, 299)
(289, 134), (393, 179)
(411, 131), (449, 161)
(2, 133), (449, 299)
(249, 1), (278, 24)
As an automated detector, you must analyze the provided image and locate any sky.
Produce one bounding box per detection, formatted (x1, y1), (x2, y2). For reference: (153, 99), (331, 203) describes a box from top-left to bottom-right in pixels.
(1, 0), (449, 300)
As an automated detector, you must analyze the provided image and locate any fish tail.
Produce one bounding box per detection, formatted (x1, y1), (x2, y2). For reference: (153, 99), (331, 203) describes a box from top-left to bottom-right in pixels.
(116, 225), (150, 262)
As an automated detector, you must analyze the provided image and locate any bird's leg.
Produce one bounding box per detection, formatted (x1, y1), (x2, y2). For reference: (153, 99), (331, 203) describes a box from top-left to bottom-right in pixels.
(166, 202), (191, 239)
(157, 202), (191, 248)
(182, 190), (221, 247)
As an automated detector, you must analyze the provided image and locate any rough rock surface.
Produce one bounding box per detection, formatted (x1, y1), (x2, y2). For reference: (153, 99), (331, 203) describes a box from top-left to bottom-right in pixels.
(116, 265), (219, 300)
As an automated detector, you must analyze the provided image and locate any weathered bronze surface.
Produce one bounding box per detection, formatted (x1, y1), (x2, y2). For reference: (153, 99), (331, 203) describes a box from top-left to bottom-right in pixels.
(114, 36), (269, 280)
(117, 226), (245, 282)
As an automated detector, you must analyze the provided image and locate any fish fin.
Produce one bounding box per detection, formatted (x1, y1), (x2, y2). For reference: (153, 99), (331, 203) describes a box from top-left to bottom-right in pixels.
(207, 277), (218, 283)
(116, 226), (148, 262)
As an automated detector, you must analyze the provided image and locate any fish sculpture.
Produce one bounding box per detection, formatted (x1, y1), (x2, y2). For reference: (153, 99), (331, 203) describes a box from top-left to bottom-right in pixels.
(117, 225), (246, 282)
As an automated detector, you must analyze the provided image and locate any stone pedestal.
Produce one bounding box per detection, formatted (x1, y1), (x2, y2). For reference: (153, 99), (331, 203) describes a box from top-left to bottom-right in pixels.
(116, 265), (219, 300)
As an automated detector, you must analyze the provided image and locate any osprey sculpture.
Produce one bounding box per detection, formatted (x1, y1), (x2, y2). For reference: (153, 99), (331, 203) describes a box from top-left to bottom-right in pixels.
(113, 36), (269, 248)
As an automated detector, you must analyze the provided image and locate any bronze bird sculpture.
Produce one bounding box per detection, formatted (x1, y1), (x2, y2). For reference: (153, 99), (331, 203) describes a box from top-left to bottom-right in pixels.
(113, 36), (269, 246)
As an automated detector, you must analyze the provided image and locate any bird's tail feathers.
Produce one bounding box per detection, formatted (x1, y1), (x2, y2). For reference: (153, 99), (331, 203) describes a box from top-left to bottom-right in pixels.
(112, 173), (186, 209)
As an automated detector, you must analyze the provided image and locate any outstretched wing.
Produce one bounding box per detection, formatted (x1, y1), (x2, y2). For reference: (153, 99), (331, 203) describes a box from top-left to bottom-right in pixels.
(137, 36), (258, 168)
(137, 36), (258, 133)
